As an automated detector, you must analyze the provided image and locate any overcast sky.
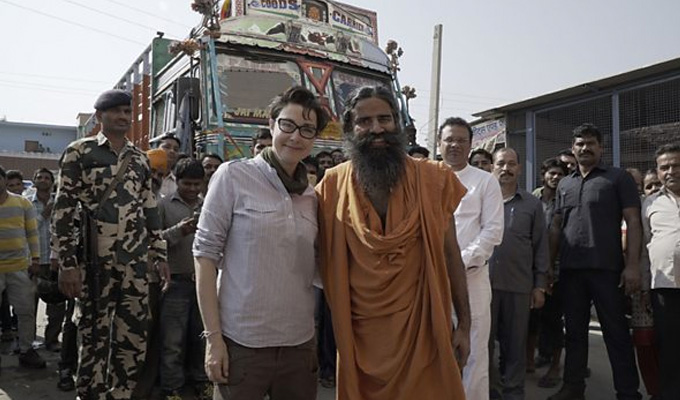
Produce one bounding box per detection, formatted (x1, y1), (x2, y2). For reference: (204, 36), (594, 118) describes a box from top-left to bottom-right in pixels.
(1, 0), (679, 147)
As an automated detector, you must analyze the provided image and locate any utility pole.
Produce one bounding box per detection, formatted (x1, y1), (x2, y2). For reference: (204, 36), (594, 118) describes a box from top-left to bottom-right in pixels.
(427, 24), (443, 159)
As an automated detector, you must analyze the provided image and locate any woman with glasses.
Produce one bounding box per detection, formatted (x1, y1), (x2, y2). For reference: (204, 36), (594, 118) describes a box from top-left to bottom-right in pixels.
(193, 86), (328, 400)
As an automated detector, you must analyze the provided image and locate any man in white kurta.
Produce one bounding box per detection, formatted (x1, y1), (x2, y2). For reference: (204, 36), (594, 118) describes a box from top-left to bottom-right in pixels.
(439, 117), (504, 400)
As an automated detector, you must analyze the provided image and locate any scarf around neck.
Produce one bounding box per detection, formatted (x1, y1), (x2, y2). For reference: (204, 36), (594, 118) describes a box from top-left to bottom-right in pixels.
(260, 147), (309, 195)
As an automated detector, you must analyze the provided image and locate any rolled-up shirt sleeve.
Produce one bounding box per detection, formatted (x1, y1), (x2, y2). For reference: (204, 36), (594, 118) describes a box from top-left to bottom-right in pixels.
(193, 162), (234, 263)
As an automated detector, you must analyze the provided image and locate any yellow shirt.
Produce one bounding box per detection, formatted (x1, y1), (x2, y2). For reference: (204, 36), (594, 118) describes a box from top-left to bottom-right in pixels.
(0, 193), (39, 272)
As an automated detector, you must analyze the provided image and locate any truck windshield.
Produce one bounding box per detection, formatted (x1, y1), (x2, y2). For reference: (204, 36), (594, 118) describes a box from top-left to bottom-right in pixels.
(331, 69), (390, 116)
(217, 54), (302, 121)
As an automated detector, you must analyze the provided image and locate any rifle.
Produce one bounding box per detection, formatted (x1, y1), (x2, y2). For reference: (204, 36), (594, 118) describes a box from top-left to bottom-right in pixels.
(80, 152), (133, 347)
(80, 208), (101, 343)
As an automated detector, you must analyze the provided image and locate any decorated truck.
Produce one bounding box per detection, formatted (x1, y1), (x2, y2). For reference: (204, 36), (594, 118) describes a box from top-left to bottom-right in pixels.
(87, 0), (413, 160)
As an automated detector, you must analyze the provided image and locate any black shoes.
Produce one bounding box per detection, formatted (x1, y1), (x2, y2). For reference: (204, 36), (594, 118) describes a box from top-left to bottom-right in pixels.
(547, 385), (586, 400)
(18, 348), (46, 369)
(57, 368), (76, 391)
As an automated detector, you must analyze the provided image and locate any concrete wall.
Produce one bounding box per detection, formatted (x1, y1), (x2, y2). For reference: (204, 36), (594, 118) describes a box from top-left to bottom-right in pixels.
(0, 120), (76, 155)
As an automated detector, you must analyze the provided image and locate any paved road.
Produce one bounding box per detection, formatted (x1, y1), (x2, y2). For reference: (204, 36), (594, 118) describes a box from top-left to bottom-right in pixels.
(0, 303), (650, 399)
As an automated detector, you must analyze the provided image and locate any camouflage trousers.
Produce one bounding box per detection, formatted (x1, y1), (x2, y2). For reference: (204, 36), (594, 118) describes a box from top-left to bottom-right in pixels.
(74, 260), (149, 400)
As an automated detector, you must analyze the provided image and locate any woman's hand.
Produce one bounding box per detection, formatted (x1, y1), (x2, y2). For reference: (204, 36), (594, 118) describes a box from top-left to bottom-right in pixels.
(205, 336), (230, 384)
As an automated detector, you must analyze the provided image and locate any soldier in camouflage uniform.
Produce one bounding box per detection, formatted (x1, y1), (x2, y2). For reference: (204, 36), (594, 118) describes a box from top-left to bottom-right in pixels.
(52, 89), (169, 400)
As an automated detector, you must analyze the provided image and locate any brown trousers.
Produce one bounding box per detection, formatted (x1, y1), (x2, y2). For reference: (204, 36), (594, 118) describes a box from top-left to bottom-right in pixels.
(214, 336), (318, 400)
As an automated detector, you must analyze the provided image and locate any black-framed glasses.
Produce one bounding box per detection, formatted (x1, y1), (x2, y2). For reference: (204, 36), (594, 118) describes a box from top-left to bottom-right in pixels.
(276, 118), (318, 139)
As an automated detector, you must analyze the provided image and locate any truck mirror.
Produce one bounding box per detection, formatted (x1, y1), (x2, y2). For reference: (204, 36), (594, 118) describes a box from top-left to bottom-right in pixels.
(174, 77), (201, 122)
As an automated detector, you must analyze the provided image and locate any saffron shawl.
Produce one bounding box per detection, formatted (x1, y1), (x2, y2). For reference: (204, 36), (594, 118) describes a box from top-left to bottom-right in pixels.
(317, 157), (467, 400)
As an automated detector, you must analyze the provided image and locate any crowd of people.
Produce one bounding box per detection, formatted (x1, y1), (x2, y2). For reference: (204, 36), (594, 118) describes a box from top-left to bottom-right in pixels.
(0, 85), (678, 400)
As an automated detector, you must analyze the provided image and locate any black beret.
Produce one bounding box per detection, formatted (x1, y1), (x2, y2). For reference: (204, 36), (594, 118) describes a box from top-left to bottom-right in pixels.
(94, 89), (132, 111)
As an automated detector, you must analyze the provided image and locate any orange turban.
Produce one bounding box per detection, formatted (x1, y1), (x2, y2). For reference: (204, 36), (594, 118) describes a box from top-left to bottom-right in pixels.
(147, 148), (168, 172)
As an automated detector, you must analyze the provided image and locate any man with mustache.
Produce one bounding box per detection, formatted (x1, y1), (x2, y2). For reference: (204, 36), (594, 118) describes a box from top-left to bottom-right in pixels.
(316, 86), (470, 400)
(438, 117), (504, 400)
(488, 147), (549, 400)
(53, 89), (169, 399)
(548, 123), (642, 400)
(641, 143), (680, 399)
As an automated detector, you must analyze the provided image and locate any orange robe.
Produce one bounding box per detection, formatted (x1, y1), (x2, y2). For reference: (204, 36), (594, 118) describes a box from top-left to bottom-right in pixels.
(316, 157), (467, 400)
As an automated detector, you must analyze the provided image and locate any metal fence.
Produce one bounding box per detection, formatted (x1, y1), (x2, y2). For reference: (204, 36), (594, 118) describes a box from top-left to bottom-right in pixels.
(505, 73), (680, 190)
(619, 77), (680, 176)
(505, 112), (527, 189)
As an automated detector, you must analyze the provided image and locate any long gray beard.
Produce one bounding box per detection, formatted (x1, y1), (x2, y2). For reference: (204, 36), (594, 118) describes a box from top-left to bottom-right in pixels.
(345, 130), (407, 196)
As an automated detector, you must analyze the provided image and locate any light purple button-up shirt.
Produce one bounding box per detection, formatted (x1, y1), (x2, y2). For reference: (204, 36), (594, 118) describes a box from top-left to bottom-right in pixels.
(193, 155), (317, 348)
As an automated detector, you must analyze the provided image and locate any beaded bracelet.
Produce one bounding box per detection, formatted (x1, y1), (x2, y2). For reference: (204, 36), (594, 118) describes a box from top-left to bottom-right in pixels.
(200, 330), (221, 339)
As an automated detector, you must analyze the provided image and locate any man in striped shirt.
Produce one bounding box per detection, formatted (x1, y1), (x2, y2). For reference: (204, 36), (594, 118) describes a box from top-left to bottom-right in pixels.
(0, 165), (46, 370)
(30, 167), (65, 352)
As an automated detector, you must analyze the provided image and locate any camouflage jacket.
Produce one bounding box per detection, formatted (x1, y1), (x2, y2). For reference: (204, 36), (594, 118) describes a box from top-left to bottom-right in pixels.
(52, 132), (167, 270)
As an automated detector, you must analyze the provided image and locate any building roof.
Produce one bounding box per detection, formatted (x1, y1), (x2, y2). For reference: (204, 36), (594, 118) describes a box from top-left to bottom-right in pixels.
(0, 151), (61, 160)
(473, 56), (680, 119)
(0, 120), (77, 131)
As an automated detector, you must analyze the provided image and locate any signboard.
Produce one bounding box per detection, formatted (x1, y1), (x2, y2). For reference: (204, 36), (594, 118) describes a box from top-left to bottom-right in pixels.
(246, 0), (302, 18)
(472, 119), (506, 151)
(222, 16), (365, 58)
(328, 3), (374, 39)
(225, 108), (269, 119)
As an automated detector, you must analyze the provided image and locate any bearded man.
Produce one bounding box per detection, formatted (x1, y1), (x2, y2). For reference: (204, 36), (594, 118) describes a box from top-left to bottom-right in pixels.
(316, 86), (471, 400)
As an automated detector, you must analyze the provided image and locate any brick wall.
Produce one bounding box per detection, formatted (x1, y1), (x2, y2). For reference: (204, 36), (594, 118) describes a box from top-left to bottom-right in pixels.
(0, 154), (60, 178)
